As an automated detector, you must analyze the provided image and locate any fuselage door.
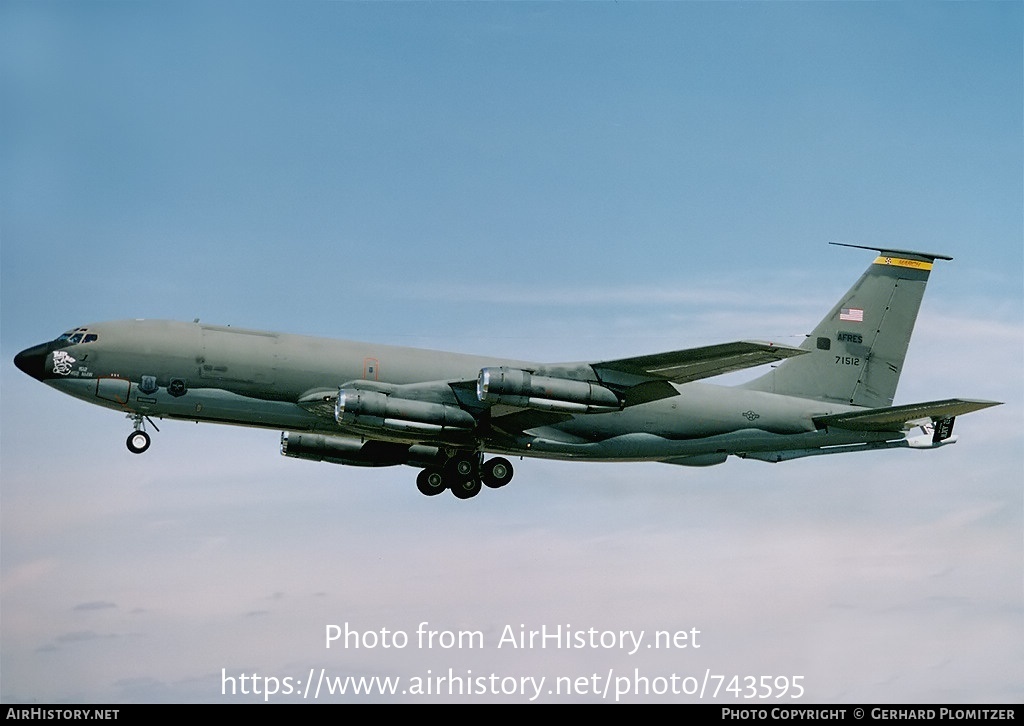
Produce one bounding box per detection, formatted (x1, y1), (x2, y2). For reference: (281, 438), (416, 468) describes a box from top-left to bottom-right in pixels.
(364, 357), (380, 381)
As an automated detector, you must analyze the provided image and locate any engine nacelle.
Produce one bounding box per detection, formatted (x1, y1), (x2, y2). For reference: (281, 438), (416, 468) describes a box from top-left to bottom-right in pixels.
(477, 367), (620, 413)
(281, 432), (443, 468)
(335, 388), (476, 433)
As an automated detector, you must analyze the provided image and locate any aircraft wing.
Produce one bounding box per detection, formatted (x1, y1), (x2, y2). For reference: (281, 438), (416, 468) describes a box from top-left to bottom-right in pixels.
(594, 340), (808, 383)
(593, 340), (808, 405)
(813, 398), (1002, 432)
(298, 340), (810, 432)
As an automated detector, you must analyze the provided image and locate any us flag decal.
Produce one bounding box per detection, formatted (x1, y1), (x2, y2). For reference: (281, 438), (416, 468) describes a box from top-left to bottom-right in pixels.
(840, 307), (864, 322)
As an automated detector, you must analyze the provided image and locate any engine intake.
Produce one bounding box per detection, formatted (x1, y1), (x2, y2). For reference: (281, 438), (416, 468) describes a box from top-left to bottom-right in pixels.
(336, 388), (476, 433)
(477, 367), (620, 413)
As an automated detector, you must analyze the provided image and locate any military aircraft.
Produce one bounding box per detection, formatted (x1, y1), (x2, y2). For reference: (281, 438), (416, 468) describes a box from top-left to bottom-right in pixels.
(13, 244), (1000, 499)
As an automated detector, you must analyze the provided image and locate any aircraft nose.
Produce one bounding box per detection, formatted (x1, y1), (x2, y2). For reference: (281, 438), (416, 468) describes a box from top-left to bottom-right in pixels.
(14, 343), (51, 381)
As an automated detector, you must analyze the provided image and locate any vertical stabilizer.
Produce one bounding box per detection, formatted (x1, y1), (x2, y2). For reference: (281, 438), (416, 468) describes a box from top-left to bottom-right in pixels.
(743, 244), (951, 407)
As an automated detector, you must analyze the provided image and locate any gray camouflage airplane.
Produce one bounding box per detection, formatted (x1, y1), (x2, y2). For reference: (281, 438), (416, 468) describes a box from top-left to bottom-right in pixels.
(14, 244), (1000, 500)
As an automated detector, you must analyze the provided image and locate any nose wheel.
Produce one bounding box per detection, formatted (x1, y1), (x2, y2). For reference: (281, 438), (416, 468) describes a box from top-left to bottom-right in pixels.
(125, 413), (159, 454)
(126, 430), (151, 454)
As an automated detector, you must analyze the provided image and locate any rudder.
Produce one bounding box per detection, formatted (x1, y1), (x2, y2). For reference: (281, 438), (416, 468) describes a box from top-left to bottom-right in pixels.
(743, 243), (951, 407)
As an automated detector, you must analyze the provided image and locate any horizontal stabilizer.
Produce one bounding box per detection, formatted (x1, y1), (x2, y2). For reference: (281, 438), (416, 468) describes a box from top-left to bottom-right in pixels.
(814, 398), (1001, 432)
(594, 340), (807, 388)
(828, 241), (953, 262)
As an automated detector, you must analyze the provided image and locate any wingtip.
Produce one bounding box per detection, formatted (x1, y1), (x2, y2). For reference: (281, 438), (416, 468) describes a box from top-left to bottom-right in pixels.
(961, 398), (1003, 409)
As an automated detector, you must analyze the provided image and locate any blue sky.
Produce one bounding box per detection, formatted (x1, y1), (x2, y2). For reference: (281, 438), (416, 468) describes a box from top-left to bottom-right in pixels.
(2, 1), (1021, 703)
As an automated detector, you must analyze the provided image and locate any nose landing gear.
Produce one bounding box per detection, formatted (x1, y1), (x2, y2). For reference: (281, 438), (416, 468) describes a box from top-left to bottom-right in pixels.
(126, 430), (151, 454)
(125, 413), (160, 454)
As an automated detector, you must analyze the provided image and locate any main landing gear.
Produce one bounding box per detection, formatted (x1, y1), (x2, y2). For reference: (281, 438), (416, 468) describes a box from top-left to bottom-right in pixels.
(125, 413), (160, 454)
(415, 452), (514, 500)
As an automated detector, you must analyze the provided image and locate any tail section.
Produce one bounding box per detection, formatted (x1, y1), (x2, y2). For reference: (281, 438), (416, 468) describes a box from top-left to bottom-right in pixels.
(743, 243), (952, 407)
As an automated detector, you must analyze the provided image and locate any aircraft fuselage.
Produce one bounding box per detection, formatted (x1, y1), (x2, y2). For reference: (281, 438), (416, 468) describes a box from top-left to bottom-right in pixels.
(15, 318), (876, 464)
(15, 246), (996, 499)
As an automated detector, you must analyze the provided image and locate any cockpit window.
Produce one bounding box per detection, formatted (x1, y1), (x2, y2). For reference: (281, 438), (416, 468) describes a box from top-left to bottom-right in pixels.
(54, 327), (98, 347)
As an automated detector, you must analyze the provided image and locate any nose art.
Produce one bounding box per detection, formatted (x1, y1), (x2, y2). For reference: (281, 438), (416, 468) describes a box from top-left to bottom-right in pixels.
(14, 343), (51, 381)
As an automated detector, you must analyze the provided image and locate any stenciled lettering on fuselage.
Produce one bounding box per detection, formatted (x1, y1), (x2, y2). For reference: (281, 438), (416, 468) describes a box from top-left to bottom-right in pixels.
(836, 331), (863, 344)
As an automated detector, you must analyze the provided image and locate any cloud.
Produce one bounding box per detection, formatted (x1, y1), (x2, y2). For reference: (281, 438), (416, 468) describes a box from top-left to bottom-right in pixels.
(55, 631), (103, 644)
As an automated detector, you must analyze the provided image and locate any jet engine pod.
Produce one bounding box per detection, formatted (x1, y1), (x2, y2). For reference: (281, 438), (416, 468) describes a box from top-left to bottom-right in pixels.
(335, 388), (476, 433)
(477, 367), (620, 413)
(281, 432), (443, 467)
(281, 431), (388, 466)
